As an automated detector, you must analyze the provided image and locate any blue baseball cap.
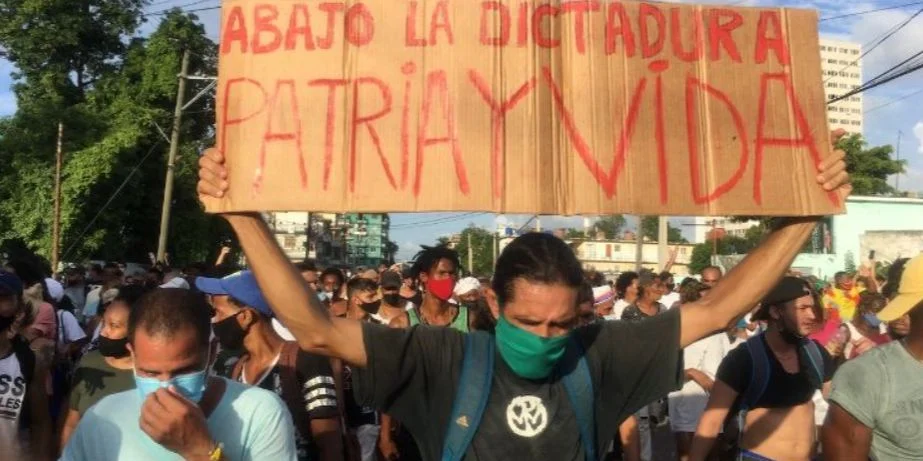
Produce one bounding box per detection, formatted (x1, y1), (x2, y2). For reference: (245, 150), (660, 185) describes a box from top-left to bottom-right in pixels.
(0, 271), (23, 297)
(195, 271), (272, 317)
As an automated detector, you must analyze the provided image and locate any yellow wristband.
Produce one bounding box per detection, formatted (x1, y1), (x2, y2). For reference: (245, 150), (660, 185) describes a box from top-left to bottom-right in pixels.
(209, 442), (224, 461)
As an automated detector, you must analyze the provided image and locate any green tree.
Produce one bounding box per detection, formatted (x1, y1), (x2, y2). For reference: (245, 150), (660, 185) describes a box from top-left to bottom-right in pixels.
(687, 234), (759, 274)
(451, 226), (496, 276)
(593, 215), (626, 239)
(0, 8), (228, 265)
(564, 228), (586, 239)
(837, 133), (904, 196)
(640, 216), (688, 243)
(843, 251), (857, 274)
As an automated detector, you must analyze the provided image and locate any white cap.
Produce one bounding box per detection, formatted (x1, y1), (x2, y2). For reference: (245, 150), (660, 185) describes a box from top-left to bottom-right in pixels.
(160, 277), (190, 289)
(454, 277), (480, 296)
(45, 278), (64, 302)
(592, 286), (615, 305)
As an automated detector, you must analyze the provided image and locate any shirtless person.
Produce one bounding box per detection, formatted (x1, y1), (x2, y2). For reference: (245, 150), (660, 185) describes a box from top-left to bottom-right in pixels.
(690, 277), (835, 461)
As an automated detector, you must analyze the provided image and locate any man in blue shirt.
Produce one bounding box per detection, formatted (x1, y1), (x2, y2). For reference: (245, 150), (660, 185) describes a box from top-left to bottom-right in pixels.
(62, 288), (297, 461)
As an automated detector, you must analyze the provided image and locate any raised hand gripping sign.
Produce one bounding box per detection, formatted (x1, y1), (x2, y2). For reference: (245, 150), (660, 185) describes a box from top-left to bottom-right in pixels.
(210, 0), (843, 216)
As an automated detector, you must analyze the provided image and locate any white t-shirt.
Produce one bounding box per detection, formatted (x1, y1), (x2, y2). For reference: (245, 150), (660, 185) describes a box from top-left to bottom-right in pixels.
(0, 350), (27, 459)
(57, 311), (87, 353)
(668, 333), (739, 432)
(661, 292), (681, 310)
(610, 299), (630, 320)
(82, 286), (102, 319)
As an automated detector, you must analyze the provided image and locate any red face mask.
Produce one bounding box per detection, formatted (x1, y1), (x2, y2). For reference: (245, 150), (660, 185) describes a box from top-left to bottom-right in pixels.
(426, 277), (455, 302)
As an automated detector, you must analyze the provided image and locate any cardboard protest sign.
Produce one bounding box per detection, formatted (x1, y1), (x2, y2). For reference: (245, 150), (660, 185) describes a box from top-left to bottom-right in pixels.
(210, 0), (844, 216)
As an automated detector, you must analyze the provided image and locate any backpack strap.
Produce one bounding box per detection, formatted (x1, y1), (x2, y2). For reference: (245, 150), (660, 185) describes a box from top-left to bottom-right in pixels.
(560, 337), (596, 461)
(12, 337), (36, 430)
(737, 334), (771, 445)
(441, 331), (494, 461)
(800, 340), (825, 391)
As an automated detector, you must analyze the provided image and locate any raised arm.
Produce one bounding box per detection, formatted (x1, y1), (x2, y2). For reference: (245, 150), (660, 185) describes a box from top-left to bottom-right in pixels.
(198, 149), (368, 366)
(678, 133), (850, 348)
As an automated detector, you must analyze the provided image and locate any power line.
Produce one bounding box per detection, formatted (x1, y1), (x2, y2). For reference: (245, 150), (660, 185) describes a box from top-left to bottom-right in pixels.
(829, 49), (923, 104)
(144, 3), (220, 17)
(390, 213), (486, 229)
(866, 88), (923, 113)
(820, 1), (923, 22)
(823, 7), (923, 83)
(61, 142), (163, 261)
(390, 213), (485, 229)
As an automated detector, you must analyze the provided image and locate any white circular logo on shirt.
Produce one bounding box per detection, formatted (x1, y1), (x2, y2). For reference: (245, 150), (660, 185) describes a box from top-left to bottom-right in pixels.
(506, 395), (548, 437)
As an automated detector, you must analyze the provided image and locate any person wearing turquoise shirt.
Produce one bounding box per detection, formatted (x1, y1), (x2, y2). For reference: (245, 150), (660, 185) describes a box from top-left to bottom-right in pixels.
(61, 289), (296, 461)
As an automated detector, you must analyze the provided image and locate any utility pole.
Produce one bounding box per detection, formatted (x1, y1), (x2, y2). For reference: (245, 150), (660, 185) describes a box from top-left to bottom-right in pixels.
(51, 123), (64, 273)
(304, 212), (314, 261)
(156, 50), (190, 263)
(657, 216), (668, 271)
(467, 232), (474, 274)
(492, 232), (498, 266)
(896, 130), (903, 191)
(711, 219), (718, 266)
(635, 216), (644, 271)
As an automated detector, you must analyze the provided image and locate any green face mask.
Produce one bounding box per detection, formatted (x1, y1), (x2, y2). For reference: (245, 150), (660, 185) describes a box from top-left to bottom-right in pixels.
(495, 315), (570, 380)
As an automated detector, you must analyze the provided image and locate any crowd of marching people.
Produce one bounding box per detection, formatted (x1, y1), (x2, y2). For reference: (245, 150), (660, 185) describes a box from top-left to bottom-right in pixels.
(0, 135), (919, 461)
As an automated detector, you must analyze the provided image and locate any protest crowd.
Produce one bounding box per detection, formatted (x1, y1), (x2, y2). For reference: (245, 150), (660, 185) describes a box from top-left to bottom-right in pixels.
(0, 133), (919, 461)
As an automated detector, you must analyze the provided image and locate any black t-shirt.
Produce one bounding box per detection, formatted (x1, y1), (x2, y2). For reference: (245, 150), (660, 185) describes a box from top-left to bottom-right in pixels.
(716, 337), (835, 411)
(354, 308), (683, 461)
(232, 351), (338, 461)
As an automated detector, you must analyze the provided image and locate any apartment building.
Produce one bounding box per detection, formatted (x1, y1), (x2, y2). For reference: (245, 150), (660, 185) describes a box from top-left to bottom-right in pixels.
(820, 38), (863, 134)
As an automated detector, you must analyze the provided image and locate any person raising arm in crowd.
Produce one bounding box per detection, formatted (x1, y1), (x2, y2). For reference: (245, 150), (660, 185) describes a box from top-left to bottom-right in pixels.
(196, 129), (850, 461)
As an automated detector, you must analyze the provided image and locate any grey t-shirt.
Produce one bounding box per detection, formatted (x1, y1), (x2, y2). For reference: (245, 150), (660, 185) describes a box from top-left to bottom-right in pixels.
(830, 341), (923, 460)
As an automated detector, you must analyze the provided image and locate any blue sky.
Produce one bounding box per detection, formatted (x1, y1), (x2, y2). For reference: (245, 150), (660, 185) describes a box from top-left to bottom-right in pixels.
(2, 0), (921, 260)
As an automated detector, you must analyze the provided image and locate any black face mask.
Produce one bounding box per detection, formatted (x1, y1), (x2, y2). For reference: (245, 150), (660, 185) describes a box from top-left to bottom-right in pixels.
(360, 300), (381, 315)
(212, 312), (247, 351)
(382, 294), (402, 307)
(98, 335), (130, 358)
(0, 315), (15, 333)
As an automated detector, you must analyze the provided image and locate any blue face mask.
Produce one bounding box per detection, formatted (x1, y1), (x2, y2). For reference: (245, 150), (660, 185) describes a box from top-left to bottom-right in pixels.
(134, 357), (211, 403)
(862, 313), (882, 328)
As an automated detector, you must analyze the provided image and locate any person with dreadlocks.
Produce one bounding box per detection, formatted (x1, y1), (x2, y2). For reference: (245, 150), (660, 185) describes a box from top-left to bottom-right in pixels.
(382, 246), (475, 461)
(389, 246), (476, 332)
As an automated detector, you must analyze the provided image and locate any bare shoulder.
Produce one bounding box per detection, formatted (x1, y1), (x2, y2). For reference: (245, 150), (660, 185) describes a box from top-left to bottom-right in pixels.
(388, 313), (409, 329)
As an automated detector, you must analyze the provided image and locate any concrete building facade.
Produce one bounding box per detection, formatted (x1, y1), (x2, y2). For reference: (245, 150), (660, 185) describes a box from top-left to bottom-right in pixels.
(820, 38), (863, 134)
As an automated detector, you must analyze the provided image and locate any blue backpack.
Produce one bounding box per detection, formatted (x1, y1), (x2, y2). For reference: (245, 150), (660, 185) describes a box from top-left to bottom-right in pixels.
(441, 331), (597, 461)
(734, 333), (825, 446)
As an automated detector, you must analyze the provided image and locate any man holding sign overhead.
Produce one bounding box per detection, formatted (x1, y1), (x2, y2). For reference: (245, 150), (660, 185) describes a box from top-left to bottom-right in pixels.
(203, 1), (852, 458)
(197, 129), (849, 461)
